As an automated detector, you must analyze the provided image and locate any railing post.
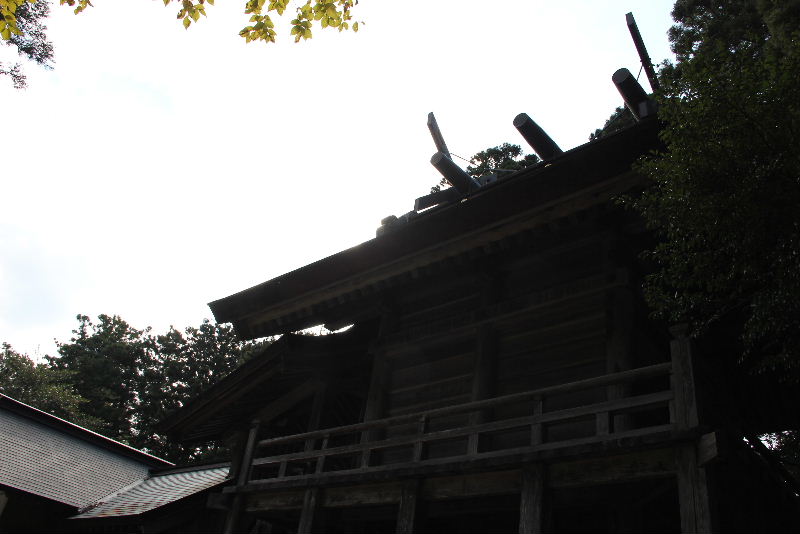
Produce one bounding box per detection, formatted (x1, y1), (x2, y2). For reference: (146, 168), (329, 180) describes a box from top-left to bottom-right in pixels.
(223, 418), (261, 534)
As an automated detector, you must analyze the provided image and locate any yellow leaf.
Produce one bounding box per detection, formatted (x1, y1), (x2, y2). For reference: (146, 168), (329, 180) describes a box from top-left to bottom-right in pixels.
(183, 16), (191, 28)
(353, 21), (358, 32)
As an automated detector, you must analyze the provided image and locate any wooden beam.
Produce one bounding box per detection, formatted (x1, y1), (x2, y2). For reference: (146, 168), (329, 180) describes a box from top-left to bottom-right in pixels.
(396, 480), (420, 534)
(519, 465), (544, 534)
(548, 448), (675, 488)
(247, 472), (522, 512)
(423, 470), (519, 500)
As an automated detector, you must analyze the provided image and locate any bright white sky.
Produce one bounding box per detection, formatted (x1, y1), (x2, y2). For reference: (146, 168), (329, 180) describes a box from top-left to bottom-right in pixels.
(1, 0), (676, 358)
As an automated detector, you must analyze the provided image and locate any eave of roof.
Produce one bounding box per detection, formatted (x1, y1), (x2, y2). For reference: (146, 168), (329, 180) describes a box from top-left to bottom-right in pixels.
(0, 394), (172, 469)
(209, 119), (662, 340)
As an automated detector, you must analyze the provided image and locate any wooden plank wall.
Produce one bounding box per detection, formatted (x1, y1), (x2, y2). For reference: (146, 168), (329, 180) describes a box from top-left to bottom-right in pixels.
(372, 234), (616, 458)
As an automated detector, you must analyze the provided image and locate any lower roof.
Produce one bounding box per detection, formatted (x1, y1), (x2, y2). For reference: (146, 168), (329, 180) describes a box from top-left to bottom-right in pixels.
(72, 464), (229, 519)
(0, 395), (171, 509)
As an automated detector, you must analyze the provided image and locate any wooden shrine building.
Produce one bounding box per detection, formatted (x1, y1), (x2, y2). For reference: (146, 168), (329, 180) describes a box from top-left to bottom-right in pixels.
(159, 108), (800, 533)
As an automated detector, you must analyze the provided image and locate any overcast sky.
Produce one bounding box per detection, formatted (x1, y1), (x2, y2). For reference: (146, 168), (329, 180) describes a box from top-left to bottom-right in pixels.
(1, 0), (676, 358)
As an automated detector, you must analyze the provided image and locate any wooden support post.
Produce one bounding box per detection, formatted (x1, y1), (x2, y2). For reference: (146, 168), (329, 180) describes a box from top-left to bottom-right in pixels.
(396, 480), (420, 534)
(315, 435), (329, 475)
(596, 411), (610, 436)
(413, 416), (428, 462)
(226, 430), (247, 482)
(672, 324), (714, 534)
(531, 396), (543, 446)
(670, 325), (700, 430)
(676, 444), (712, 533)
(238, 419), (262, 486)
(605, 267), (635, 433)
(298, 488), (322, 534)
(519, 465), (544, 534)
(223, 419), (262, 534)
(305, 381), (328, 474)
(361, 351), (388, 468)
(469, 325), (496, 455)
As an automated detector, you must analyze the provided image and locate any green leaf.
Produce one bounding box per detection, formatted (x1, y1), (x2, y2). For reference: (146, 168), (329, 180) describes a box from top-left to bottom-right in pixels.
(183, 16), (191, 29)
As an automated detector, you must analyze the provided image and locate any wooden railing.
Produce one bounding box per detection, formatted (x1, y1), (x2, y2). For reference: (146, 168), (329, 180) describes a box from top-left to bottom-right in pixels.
(233, 362), (675, 489)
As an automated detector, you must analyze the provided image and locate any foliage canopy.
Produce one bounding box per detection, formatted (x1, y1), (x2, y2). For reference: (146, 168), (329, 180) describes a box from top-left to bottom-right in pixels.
(0, 0), (52, 87)
(0, 0), (361, 46)
(633, 0), (800, 376)
(0, 343), (99, 428)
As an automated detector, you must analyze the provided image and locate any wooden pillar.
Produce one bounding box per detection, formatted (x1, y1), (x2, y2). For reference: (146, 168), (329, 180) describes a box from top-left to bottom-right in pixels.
(519, 465), (544, 534)
(224, 418), (262, 534)
(361, 350), (388, 468)
(671, 326), (711, 532)
(225, 429), (247, 482)
(676, 444), (712, 533)
(605, 267), (635, 433)
(468, 325), (496, 455)
(305, 381), (328, 454)
(298, 488), (322, 534)
(396, 480), (421, 534)
(361, 304), (395, 467)
(670, 325), (700, 429)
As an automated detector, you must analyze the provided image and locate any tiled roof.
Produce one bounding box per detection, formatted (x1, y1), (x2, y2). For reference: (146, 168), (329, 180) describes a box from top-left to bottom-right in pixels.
(0, 408), (152, 508)
(73, 466), (229, 518)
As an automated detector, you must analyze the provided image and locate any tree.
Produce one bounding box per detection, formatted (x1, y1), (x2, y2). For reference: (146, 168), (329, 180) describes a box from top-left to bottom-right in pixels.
(431, 143), (539, 193)
(137, 320), (269, 461)
(589, 105), (636, 141)
(631, 0), (800, 376)
(0, 342), (99, 428)
(46, 314), (268, 462)
(465, 143), (540, 178)
(47, 314), (151, 443)
(0, 0), (53, 88)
